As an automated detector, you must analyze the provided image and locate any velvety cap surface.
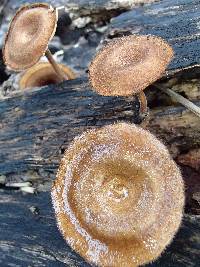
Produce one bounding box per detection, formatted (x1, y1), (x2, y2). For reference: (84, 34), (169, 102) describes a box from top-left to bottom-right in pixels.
(89, 35), (174, 96)
(52, 122), (184, 267)
(3, 3), (57, 71)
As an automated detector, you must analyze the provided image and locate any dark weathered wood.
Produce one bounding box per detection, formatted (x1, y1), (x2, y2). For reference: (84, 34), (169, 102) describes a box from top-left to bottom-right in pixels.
(0, 77), (138, 174)
(0, 1), (199, 266)
(0, 189), (199, 267)
(2, 0), (155, 15)
(107, 0), (200, 75)
(147, 101), (200, 157)
(0, 0), (7, 15)
(0, 190), (90, 267)
(0, 77), (199, 175)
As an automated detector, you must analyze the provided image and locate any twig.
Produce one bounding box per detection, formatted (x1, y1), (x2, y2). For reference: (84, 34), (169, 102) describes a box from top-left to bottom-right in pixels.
(155, 84), (200, 118)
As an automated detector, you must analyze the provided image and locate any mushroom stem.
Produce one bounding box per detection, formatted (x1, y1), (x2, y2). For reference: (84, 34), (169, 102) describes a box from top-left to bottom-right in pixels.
(155, 84), (200, 118)
(45, 48), (66, 82)
(137, 91), (148, 116)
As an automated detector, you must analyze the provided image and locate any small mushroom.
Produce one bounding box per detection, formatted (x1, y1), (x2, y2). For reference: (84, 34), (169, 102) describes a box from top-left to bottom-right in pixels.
(51, 122), (184, 267)
(89, 35), (173, 117)
(3, 3), (67, 82)
(19, 62), (75, 89)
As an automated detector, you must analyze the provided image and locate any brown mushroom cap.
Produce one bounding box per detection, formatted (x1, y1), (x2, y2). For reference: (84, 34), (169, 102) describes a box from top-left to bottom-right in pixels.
(51, 122), (184, 267)
(89, 35), (174, 96)
(19, 62), (76, 89)
(3, 3), (57, 71)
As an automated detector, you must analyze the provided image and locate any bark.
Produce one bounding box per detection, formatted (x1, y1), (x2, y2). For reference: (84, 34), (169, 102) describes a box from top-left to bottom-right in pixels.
(0, 0), (200, 266)
(0, 77), (199, 175)
(0, 190), (199, 267)
(106, 0), (200, 75)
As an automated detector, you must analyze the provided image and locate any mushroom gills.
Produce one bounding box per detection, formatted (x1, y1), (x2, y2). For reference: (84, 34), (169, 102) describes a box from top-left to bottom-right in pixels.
(19, 62), (75, 89)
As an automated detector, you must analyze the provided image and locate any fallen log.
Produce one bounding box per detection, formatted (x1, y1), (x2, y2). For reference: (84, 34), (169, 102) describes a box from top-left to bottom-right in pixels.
(107, 0), (200, 75)
(0, 77), (199, 175)
(0, 190), (199, 267)
(0, 1), (199, 266)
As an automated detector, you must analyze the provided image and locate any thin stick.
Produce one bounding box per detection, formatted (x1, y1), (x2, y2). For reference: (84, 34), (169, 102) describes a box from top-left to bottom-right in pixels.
(155, 84), (200, 118)
(137, 91), (148, 115)
(45, 49), (66, 82)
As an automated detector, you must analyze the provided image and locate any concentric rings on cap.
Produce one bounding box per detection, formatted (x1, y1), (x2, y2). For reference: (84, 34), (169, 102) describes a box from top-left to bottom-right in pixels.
(89, 35), (174, 96)
(3, 3), (58, 71)
(51, 122), (184, 267)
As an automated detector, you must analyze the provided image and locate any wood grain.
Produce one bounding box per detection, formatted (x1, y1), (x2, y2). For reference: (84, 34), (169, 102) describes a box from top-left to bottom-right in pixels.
(0, 190), (199, 267)
(107, 0), (200, 75)
(0, 77), (199, 175)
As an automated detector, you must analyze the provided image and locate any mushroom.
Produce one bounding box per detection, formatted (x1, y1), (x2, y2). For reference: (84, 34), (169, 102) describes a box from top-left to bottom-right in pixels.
(51, 122), (184, 267)
(19, 62), (75, 89)
(3, 3), (67, 82)
(89, 35), (173, 117)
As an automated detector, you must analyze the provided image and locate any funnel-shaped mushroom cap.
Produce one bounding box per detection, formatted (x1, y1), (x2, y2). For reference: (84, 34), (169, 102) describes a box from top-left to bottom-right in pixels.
(19, 62), (76, 89)
(52, 122), (184, 267)
(3, 3), (57, 71)
(89, 35), (174, 96)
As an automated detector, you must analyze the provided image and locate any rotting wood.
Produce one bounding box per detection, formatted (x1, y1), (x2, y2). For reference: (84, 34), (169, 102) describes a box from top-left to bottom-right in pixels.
(177, 149), (200, 172)
(0, 190), (199, 267)
(2, 0), (157, 19)
(0, 0), (199, 266)
(0, 77), (138, 174)
(106, 0), (200, 75)
(147, 103), (200, 157)
(0, 77), (199, 175)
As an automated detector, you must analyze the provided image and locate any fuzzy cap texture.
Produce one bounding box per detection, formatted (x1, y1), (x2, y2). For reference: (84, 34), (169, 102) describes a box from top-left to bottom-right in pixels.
(89, 35), (174, 96)
(3, 3), (57, 71)
(52, 122), (184, 267)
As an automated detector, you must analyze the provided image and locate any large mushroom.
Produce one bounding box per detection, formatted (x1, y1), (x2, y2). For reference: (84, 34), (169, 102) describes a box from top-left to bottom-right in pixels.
(89, 35), (173, 116)
(52, 122), (184, 267)
(3, 3), (67, 82)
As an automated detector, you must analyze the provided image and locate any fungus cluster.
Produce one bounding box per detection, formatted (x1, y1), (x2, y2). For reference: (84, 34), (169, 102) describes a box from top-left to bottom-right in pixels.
(52, 122), (184, 267)
(89, 35), (173, 115)
(3, 3), (75, 88)
(3, 4), (186, 267)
